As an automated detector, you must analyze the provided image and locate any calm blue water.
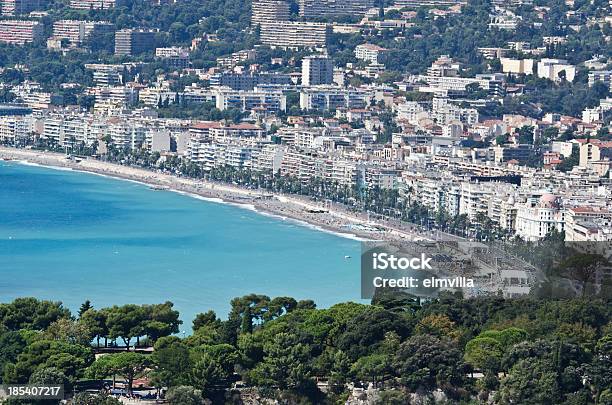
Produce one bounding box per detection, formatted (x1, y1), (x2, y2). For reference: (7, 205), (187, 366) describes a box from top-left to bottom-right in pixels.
(0, 162), (362, 329)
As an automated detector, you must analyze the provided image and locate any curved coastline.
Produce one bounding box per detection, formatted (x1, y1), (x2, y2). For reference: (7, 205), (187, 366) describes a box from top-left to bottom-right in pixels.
(0, 147), (426, 243)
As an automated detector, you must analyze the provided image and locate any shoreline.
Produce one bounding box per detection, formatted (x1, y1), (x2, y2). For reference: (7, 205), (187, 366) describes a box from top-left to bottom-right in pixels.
(0, 147), (431, 243)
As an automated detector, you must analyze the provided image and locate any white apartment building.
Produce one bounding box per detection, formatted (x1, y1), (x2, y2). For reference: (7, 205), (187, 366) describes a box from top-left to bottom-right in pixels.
(252, 144), (285, 173)
(537, 59), (576, 82)
(0, 20), (44, 44)
(432, 97), (479, 126)
(293, 129), (321, 149)
(209, 124), (264, 143)
(155, 47), (190, 68)
(355, 44), (387, 64)
(1, 0), (46, 16)
(489, 13), (521, 30)
(0, 115), (33, 142)
(459, 182), (494, 220)
(300, 86), (372, 111)
(488, 192), (519, 230)
(70, 0), (123, 9)
(551, 141), (574, 158)
(147, 129), (171, 152)
(259, 21), (327, 49)
(85, 64), (124, 86)
(93, 86), (139, 107)
(588, 70), (612, 89)
(213, 87), (286, 113)
(183, 86), (215, 105)
(138, 87), (176, 107)
(396, 101), (427, 124)
(302, 55), (333, 86)
(565, 207), (612, 241)
(299, 0), (373, 18)
(52, 20), (113, 45)
(19, 92), (55, 112)
(155, 47), (189, 58)
(107, 120), (148, 149)
(421, 74), (505, 97)
(251, 0), (290, 25)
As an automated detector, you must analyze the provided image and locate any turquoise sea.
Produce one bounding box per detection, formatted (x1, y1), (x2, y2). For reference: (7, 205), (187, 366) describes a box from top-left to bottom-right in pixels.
(0, 161), (362, 329)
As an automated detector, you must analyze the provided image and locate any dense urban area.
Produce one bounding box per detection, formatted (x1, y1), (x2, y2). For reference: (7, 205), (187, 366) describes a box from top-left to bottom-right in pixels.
(0, 0), (611, 403)
(0, 0), (611, 245)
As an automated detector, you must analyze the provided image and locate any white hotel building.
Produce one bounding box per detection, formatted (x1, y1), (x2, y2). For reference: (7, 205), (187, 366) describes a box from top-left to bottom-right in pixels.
(515, 193), (564, 241)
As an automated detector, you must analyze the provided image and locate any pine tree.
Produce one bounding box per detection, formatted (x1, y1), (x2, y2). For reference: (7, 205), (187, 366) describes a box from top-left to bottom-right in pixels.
(78, 300), (93, 317)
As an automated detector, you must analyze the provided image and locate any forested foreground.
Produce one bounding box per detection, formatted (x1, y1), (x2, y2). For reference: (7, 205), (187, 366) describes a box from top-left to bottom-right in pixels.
(0, 293), (610, 404)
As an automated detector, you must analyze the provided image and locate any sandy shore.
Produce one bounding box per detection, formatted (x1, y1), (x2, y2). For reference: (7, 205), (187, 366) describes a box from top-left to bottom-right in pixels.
(0, 147), (434, 243)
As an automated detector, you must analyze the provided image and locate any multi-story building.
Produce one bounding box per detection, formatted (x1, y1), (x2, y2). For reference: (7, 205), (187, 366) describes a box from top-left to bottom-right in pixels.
(92, 86), (139, 107)
(500, 58), (535, 75)
(299, 0), (373, 18)
(302, 55), (333, 86)
(155, 47), (190, 68)
(107, 119), (148, 149)
(252, 144), (285, 173)
(394, 0), (464, 6)
(61, 117), (96, 148)
(427, 55), (460, 77)
(251, 0), (290, 25)
(355, 44), (387, 64)
(186, 122), (221, 160)
(213, 87), (286, 114)
(260, 21), (327, 49)
(115, 29), (156, 56)
(396, 101), (427, 123)
(421, 73), (505, 97)
(565, 206), (612, 241)
(85, 64), (124, 86)
(492, 144), (532, 163)
(588, 70), (612, 89)
(0, 115), (33, 143)
(70, 0), (123, 9)
(459, 182), (494, 220)
(537, 58), (576, 82)
(216, 49), (257, 69)
(40, 115), (97, 148)
(209, 72), (292, 91)
(300, 86), (372, 111)
(138, 87), (175, 107)
(488, 193), (518, 230)
(182, 86), (216, 105)
(489, 12), (521, 30)
(19, 92), (60, 112)
(209, 124), (264, 143)
(0, 20), (44, 44)
(515, 193), (564, 241)
(0, 0), (45, 15)
(431, 97), (479, 126)
(52, 20), (113, 46)
(578, 139), (612, 167)
(477, 47), (508, 59)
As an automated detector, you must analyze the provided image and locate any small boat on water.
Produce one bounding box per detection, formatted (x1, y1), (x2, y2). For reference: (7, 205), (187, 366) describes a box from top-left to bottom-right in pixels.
(344, 255), (351, 259)
(2, 158), (13, 161)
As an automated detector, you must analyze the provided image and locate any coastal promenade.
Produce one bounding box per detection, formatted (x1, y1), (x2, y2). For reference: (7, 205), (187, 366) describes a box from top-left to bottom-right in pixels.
(0, 147), (434, 243)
